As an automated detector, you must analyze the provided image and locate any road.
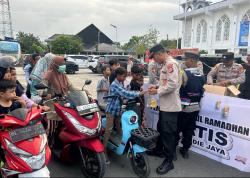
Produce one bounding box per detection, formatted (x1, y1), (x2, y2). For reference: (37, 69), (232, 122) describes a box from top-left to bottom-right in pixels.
(16, 67), (250, 177)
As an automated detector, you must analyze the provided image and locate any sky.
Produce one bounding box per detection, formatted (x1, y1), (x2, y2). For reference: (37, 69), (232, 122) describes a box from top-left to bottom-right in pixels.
(10, 0), (221, 44)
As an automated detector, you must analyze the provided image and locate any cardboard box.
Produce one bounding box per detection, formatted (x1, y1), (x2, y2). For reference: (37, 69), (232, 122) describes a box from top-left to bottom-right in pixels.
(203, 84), (241, 97)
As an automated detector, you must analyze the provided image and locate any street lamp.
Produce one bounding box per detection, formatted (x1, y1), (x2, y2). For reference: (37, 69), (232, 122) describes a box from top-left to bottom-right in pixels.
(110, 24), (118, 54)
(97, 30), (101, 54)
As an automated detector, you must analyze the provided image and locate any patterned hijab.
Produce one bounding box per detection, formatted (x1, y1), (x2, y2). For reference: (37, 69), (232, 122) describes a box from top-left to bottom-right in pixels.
(30, 53), (55, 82)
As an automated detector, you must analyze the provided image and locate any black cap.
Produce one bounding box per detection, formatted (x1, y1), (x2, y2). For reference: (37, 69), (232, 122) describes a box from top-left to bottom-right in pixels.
(149, 44), (166, 59)
(222, 52), (234, 61)
(183, 51), (200, 60)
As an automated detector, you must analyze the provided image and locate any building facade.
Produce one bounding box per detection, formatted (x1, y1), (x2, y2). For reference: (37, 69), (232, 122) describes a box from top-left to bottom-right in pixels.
(174, 0), (250, 55)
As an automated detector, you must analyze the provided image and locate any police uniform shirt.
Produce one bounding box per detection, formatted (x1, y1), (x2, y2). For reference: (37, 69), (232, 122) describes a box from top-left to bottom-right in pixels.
(207, 63), (245, 85)
(157, 57), (182, 112)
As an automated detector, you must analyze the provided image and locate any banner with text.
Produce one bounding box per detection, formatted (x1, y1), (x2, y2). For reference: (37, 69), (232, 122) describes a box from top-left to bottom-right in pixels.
(238, 21), (249, 47)
(191, 92), (250, 172)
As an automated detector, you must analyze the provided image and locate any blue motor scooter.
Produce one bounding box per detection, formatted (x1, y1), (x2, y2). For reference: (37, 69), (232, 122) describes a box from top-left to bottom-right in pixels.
(101, 96), (159, 178)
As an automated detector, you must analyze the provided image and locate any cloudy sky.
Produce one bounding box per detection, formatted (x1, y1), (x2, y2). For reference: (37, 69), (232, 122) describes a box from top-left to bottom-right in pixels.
(11, 0), (220, 43)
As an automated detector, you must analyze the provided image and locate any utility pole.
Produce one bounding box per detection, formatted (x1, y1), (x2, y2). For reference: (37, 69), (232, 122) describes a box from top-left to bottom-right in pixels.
(0, 0), (13, 38)
(110, 24), (118, 54)
(177, 0), (181, 49)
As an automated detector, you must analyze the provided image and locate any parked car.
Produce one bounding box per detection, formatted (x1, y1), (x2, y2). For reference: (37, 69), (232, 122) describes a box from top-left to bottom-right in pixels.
(96, 55), (147, 75)
(65, 55), (89, 69)
(88, 55), (100, 73)
(66, 60), (79, 74)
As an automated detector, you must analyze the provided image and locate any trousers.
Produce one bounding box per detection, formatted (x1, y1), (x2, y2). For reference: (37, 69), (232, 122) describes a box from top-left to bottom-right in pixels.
(175, 111), (199, 150)
(156, 111), (178, 162)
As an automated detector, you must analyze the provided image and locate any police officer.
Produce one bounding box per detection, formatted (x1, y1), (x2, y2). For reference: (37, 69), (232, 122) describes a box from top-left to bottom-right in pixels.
(148, 44), (182, 175)
(207, 52), (245, 86)
(175, 52), (206, 159)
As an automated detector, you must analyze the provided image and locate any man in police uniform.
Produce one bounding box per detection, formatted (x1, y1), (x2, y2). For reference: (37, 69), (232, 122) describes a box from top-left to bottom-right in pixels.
(207, 52), (245, 86)
(176, 52), (206, 159)
(148, 44), (182, 175)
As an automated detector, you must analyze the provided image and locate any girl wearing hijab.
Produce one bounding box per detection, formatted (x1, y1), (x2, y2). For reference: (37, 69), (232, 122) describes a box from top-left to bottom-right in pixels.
(29, 53), (55, 103)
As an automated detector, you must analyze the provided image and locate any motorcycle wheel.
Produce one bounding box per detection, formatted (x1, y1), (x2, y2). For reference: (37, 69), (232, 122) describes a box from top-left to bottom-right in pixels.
(80, 148), (106, 178)
(130, 152), (150, 178)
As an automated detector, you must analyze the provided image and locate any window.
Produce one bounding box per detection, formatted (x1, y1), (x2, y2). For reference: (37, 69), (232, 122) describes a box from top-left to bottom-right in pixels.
(222, 15), (230, 41)
(196, 24), (201, 43)
(239, 49), (248, 56)
(242, 9), (250, 21)
(184, 20), (192, 47)
(196, 19), (207, 43)
(216, 19), (222, 41)
(216, 15), (230, 41)
(202, 20), (207, 42)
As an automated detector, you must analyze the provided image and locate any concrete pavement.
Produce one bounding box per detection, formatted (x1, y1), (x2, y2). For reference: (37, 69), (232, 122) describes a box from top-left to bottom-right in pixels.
(15, 67), (250, 177)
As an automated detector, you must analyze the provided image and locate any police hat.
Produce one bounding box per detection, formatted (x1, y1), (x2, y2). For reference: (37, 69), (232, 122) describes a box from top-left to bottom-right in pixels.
(149, 44), (167, 59)
(222, 52), (234, 61)
(183, 51), (200, 60)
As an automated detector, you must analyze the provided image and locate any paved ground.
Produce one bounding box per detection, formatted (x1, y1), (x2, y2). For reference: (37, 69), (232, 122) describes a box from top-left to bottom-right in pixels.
(16, 67), (250, 177)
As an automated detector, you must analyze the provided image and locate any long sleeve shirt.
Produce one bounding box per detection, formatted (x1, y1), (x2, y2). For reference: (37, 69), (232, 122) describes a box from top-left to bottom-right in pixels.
(157, 57), (182, 112)
(24, 64), (32, 84)
(207, 63), (245, 85)
(106, 79), (140, 117)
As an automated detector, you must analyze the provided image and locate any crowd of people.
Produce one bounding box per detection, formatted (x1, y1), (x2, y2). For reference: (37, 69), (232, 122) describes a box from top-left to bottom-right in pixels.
(97, 44), (250, 175)
(0, 45), (249, 176)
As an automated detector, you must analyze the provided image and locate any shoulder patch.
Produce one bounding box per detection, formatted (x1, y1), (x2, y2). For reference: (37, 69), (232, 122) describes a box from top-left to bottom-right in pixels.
(167, 63), (174, 73)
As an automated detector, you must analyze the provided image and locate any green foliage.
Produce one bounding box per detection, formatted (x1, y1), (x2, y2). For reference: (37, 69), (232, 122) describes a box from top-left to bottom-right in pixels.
(16, 32), (47, 54)
(122, 27), (159, 56)
(159, 38), (182, 50)
(50, 35), (84, 54)
(199, 50), (208, 54)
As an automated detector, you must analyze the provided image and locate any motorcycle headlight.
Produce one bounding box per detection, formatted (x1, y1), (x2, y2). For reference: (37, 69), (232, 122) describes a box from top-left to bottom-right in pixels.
(5, 139), (46, 170)
(129, 115), (138, 124)
(5, 139), (32, 157)
(62, 111), (101, 136)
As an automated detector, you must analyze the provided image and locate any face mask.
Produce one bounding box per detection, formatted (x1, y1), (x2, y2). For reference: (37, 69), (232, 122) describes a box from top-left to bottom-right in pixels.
(57, 65), (66, 73)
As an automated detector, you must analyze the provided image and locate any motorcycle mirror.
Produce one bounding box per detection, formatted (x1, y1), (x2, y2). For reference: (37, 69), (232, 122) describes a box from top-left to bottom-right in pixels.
(34, 83), (48, 90)
(84, 80), (92, 85)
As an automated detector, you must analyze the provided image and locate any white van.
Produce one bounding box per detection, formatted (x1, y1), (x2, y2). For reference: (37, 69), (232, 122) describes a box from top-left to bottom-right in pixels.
(65, 55), (89, 69)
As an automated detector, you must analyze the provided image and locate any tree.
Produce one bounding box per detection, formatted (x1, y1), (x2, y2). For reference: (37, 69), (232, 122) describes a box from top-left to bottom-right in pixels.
(50, 35), (84, 54)
(122, 27), (159, 56)
(16, 32), (47, 54)
(159, 38), (182, 50)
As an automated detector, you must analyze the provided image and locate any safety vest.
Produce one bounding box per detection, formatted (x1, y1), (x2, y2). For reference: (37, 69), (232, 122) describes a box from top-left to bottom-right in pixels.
(180, 69), (205, 105)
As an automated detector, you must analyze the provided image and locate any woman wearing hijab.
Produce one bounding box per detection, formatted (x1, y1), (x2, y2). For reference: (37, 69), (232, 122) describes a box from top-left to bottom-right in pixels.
(44, 56), (72, 96)
(43, 56), (73, 147)
(29, 53), (55, 103)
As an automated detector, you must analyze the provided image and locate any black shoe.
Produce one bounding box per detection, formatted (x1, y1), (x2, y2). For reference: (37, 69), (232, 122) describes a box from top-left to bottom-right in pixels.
(156, 159), (174, 175)
(173, 151), (177, 161)
(179, 148), (189, 159)
(146, 150), (165, 158)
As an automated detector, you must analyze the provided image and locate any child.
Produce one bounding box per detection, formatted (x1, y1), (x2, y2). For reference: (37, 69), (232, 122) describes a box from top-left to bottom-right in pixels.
(0, 80), (26, 114)
(104, 67), (145, 164)
(96, 65), (111, 111)
(0, 66), (11, 81)
(129, 65), (144, 91)
(109, 59), (119, 84)
(127, 56), (133, 76)
(10, 67), (38, 109)
(128, 66), (145, 125)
